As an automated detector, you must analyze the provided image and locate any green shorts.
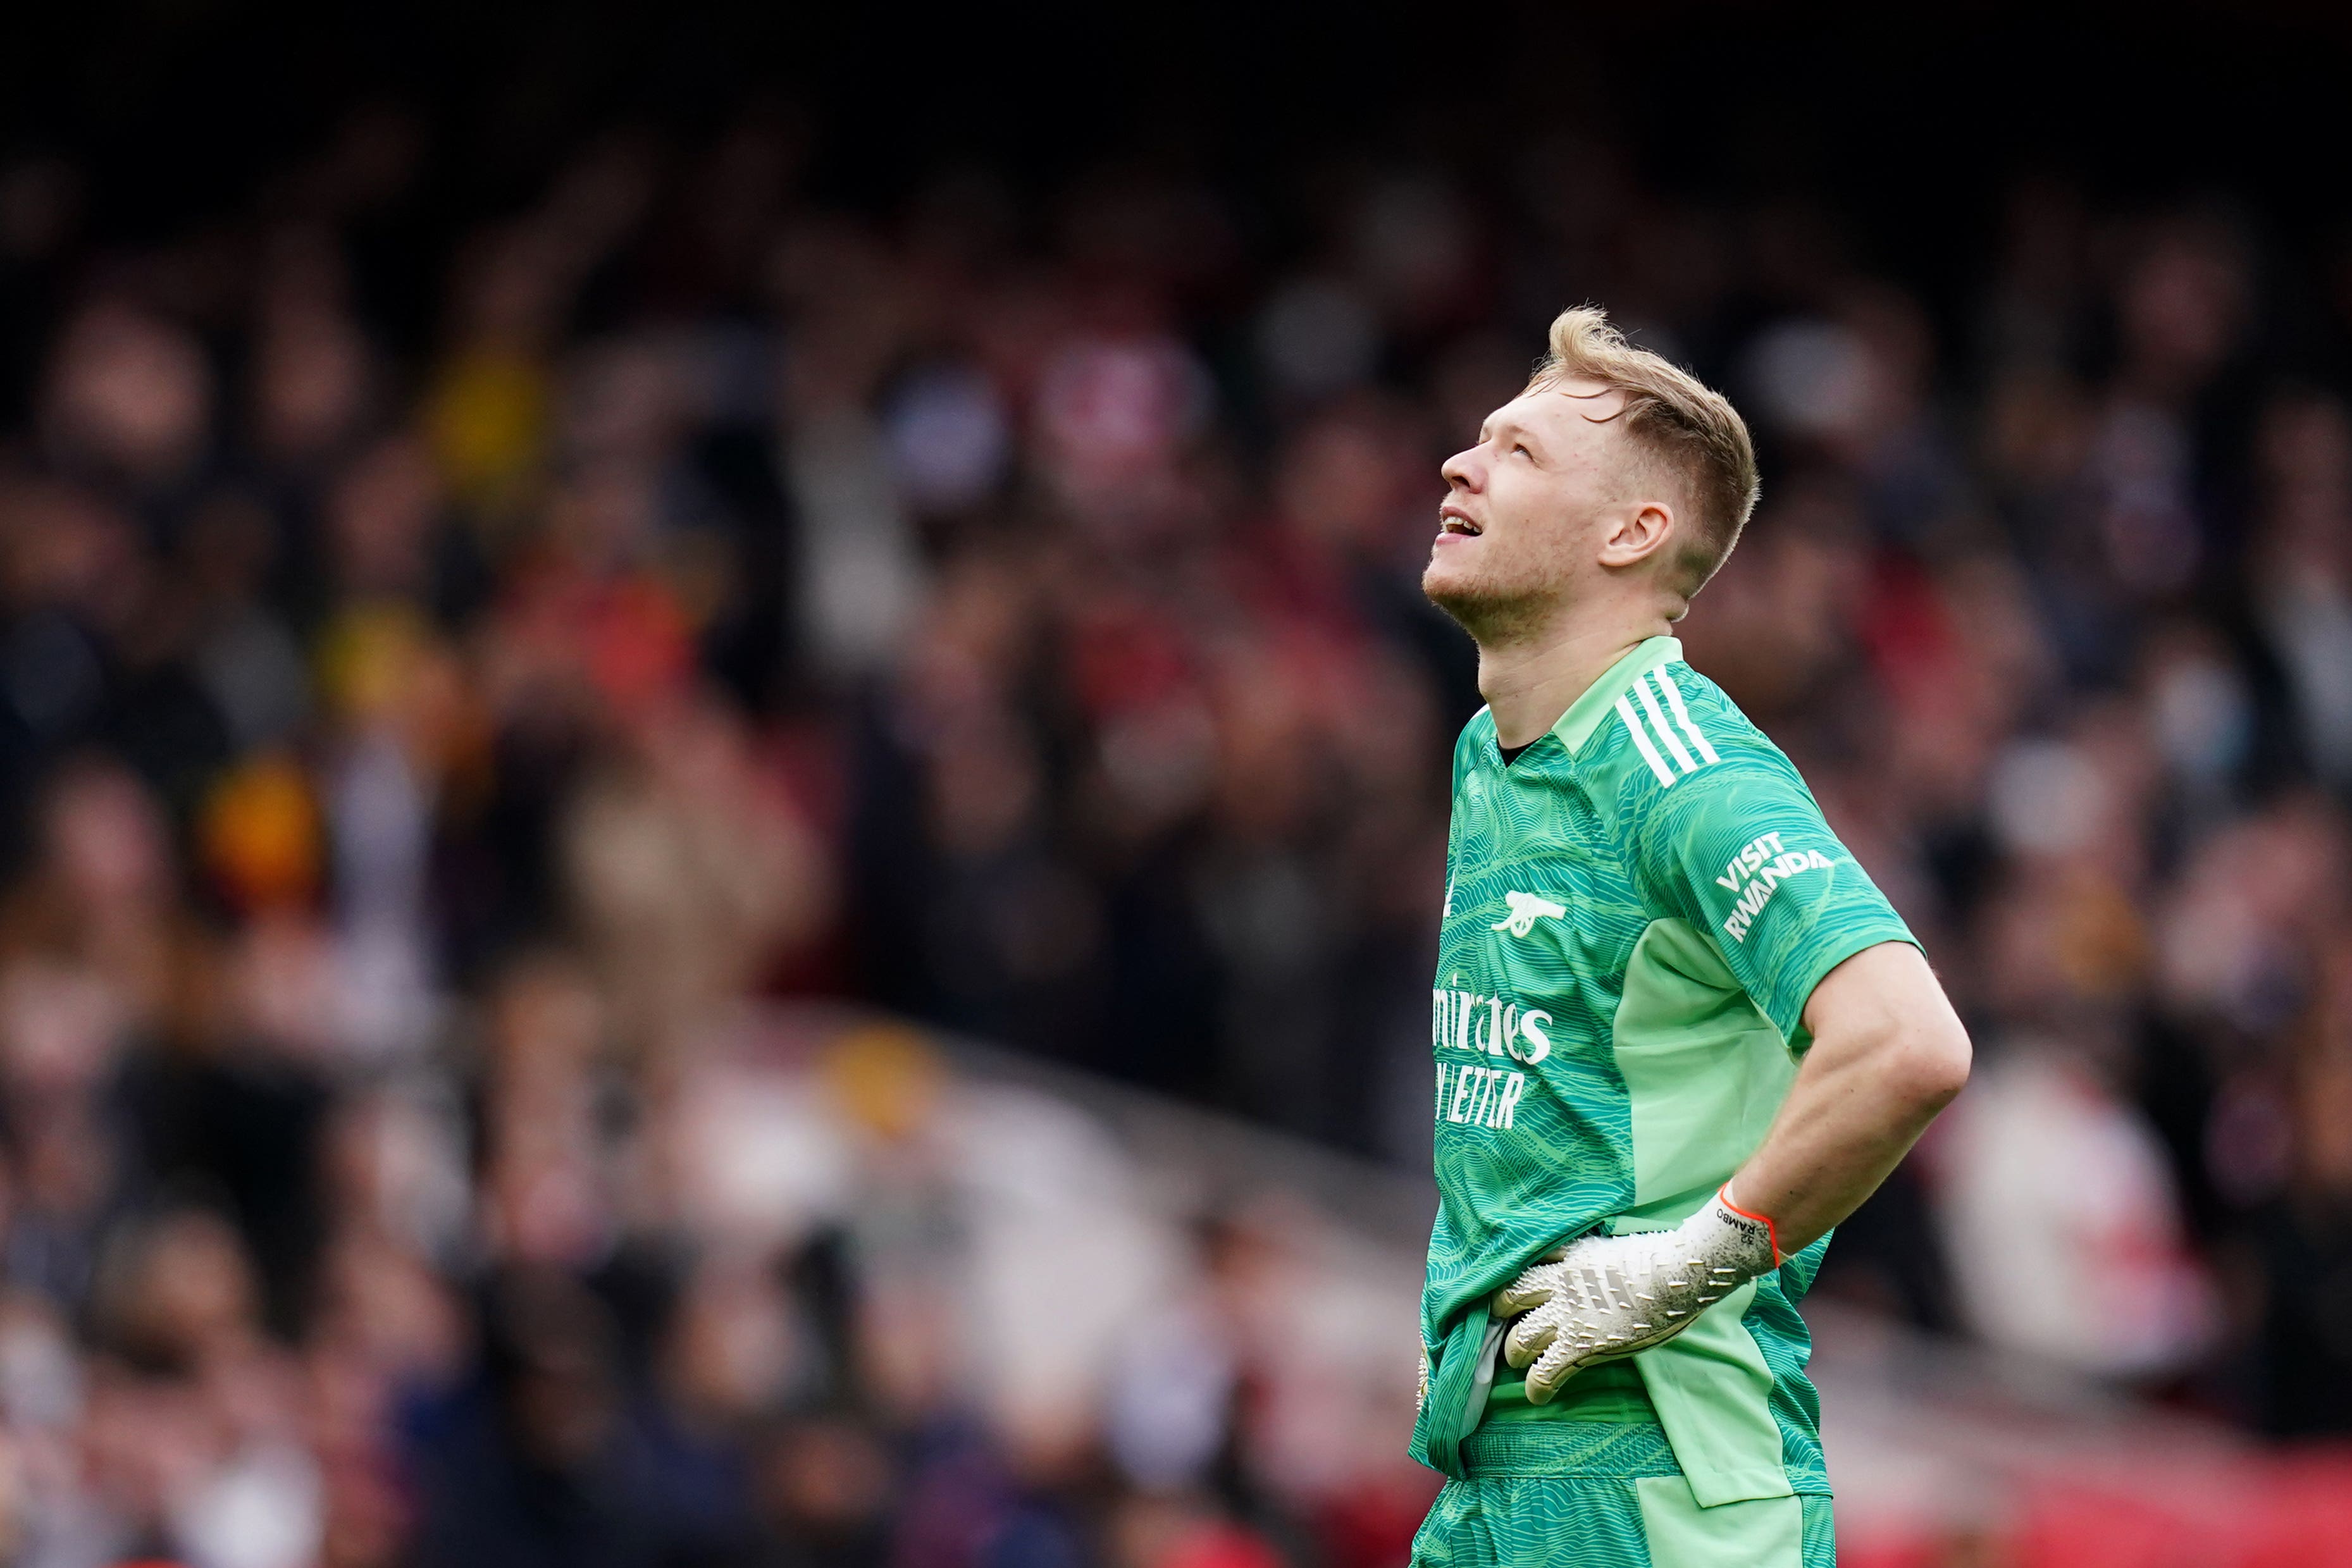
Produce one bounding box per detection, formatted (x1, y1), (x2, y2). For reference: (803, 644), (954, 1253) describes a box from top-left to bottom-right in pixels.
(1409, 1418), (1835, 1568)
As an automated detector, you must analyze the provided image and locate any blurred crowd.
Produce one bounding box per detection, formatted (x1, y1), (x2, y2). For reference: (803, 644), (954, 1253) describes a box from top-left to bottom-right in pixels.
(0, 81), (2349, 1567)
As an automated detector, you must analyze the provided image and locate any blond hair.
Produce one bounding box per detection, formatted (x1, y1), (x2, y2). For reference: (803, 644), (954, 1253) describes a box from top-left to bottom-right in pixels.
(1528, 306), (1760, 596)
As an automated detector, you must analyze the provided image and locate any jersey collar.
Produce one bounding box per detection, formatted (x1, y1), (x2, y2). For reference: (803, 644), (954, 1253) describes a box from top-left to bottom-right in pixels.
(1549, 634), (1683, 756)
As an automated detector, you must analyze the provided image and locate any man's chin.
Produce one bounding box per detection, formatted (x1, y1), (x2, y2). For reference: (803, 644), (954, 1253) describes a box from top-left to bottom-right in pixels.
(1423, 564), (1544, 643)
(1423, 561), (1494, 622)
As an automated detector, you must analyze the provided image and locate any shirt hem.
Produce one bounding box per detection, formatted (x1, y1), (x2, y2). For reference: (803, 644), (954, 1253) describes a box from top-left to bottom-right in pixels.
(1765, 921), (1921, 1044)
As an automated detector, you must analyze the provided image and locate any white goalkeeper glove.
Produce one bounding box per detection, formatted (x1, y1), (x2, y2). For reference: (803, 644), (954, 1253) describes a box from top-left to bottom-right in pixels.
(1492, 1187), (1780, 1404)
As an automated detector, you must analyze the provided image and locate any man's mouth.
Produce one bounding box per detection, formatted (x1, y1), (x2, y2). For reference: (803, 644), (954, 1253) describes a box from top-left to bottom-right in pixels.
(1439, 508), (1482, 537)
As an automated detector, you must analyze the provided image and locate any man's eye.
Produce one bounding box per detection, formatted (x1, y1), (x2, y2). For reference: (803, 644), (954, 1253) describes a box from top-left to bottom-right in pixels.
(1512, 444), (1532, 459)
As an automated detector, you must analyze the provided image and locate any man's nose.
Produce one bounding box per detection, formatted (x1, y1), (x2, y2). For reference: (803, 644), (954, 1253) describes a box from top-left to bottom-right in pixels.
(1441, 447), (1482, 489)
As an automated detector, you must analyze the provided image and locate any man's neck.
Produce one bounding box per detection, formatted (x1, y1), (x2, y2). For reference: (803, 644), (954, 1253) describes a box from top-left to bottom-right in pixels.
(1478, 610), (1673, 750)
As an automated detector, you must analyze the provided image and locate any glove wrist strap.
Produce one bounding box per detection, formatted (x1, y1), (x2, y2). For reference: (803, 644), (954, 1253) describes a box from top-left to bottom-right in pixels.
(1711, 1183), (1784, 1271)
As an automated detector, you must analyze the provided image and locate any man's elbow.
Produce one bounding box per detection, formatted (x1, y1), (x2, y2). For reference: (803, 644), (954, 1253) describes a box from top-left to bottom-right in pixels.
(1885, 1015), (1971, 1118)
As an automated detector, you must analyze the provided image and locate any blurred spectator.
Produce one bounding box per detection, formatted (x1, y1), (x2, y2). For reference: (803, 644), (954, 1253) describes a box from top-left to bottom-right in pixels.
(740, 1412), (891, 1568)
(2253, 933), (2352, 1435)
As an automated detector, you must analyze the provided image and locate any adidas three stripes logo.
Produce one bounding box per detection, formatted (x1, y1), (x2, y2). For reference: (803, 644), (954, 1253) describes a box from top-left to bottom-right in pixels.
(1613, 669), (1720, 787)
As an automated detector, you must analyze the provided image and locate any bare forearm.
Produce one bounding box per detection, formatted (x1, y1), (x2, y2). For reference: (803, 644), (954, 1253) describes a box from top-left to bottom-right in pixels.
(1727, 942), (1970, 1256)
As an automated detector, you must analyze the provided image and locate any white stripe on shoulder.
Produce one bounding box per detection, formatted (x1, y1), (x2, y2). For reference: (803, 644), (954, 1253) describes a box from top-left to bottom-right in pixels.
(1635, 674), (1699, 775)
(1653, 670), (1721, 765)
(1614, 696), (1677, 787)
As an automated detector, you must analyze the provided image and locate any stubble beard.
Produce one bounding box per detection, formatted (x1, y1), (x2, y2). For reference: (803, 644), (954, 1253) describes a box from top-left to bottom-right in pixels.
(1423, 552), (1573, 650)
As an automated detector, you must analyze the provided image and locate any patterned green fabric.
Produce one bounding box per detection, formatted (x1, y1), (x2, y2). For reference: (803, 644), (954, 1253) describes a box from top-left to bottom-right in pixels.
(1414, 1419), (1673, 1568)
(1409, 1438), (1837, 1567)
(1459, 1414), (1682, 1478)
(1410, 1474), (1656, 1568)
(1802, 1495), (1837, 1568)
(1413, 636), (1915, 1507)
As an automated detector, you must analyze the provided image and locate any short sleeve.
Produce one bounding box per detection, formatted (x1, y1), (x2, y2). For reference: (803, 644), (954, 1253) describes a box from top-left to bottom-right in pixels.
(1630, 744), (1917, 1043)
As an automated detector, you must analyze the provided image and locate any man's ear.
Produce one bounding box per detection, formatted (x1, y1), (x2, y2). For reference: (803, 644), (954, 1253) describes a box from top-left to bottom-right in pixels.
(1597, 500), (1676, 571)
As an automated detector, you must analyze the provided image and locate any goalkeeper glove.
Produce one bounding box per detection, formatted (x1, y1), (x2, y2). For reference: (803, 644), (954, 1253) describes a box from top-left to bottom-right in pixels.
(1492, 1187), (1779, 1404)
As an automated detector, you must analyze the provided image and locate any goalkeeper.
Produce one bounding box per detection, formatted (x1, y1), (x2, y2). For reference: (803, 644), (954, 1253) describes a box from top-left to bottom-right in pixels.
(1410, 307), (1971, 1567)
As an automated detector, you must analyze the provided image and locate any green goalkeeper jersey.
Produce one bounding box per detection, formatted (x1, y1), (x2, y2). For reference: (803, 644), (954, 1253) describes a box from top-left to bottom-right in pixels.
(1409, 636), (1917, 1503)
